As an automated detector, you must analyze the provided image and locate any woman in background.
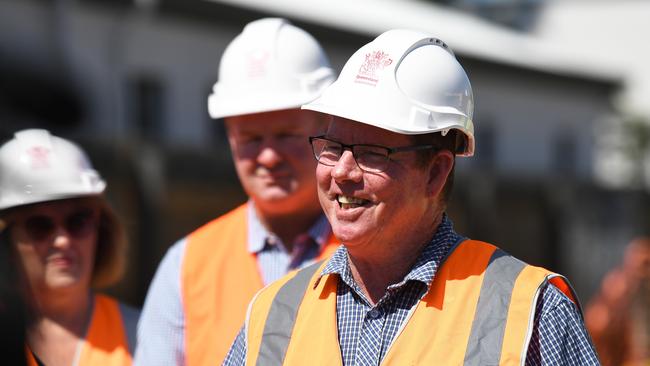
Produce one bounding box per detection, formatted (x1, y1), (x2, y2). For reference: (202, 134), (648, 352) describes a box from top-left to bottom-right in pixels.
(0, 129), (139, 365)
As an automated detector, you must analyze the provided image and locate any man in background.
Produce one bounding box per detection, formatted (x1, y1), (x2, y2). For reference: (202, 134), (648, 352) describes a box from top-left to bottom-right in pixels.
(135, 18), (338, 366)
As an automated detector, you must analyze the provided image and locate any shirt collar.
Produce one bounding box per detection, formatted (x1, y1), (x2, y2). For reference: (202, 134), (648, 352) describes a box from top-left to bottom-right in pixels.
(246, 200), (332, 254)
(320, 214), (463, 290)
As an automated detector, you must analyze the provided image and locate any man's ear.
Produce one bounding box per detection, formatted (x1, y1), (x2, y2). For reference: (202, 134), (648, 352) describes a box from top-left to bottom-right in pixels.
(426, 150), (454, 198)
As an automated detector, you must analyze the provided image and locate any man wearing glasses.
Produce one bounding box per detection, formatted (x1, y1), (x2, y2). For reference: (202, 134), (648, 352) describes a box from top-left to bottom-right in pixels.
(223, 29), (599, 365)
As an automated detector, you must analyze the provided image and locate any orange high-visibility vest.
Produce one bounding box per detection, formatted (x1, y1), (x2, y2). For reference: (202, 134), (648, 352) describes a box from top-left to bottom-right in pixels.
(26, 294), (136, 366)
(181, 203), (340, 366)
(244, 240), (580, 366)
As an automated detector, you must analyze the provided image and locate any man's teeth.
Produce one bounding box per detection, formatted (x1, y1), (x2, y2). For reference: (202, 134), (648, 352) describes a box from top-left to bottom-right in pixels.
(337, 195), (366, 205)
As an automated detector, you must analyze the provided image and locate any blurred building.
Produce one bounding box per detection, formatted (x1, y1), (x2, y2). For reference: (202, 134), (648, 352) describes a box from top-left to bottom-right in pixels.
(0, 0), (646, 306)
(532, 0), (650, 189)
(443, 0), (650, 190)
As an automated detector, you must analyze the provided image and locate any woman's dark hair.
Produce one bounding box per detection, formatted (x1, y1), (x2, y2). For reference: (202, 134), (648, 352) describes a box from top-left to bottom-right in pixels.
(0, 227), (29, 366)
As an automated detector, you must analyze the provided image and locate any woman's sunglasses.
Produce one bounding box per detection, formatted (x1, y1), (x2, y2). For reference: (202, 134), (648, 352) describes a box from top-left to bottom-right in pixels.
(16, 208), (99, 242)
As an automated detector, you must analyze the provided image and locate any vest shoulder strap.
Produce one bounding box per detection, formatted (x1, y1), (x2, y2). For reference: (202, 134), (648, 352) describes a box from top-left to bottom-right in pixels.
(247, 260), (325, 366)
(79, 294), (133, 365)
(463, 244), (528, 365)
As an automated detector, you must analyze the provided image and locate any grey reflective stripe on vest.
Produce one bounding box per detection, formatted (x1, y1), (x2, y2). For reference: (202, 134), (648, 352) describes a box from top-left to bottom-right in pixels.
(256, 261), (323, 366)
(464, 249), (526, 366)
(118, 303), (141, 355)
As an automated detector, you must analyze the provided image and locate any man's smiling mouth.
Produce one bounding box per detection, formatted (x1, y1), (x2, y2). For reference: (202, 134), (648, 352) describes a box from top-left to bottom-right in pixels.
(337, 195), (370, 209)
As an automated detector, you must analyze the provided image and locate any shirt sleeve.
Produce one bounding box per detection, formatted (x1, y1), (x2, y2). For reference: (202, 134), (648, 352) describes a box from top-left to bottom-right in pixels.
(222, 326), (247, 366)
(526, 283), (601, 365)
(134, 238), (188, 366)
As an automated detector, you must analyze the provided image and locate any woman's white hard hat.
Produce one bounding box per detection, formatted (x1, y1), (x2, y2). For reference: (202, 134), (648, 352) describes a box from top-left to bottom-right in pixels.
(0, 129), (106, 211)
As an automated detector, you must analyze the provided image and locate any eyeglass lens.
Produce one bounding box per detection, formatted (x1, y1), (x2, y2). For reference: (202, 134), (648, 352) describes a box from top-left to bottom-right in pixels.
(23, 209), (98, 242)
(311, 138), (389, 173)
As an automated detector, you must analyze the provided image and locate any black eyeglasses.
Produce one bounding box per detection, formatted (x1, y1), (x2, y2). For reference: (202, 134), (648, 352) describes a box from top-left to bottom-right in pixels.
(17, 208), (99, 242)
(309, 136), (438, 173)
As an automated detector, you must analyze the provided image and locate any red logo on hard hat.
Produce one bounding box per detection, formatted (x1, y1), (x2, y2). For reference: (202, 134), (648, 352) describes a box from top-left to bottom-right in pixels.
(355, 50), (393, 86)
(247, 50), (270, 79)
(25, 146), (51, 169)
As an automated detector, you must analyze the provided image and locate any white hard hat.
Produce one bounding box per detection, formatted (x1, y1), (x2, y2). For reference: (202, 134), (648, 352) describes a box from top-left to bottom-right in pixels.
(208, 18), (335, 119)
(303, 29), (475, 156)
(0, 129), (106, 211)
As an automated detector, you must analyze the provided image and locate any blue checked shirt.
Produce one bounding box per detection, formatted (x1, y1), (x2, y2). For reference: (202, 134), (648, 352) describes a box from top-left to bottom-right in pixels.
(223, 215), (600, 366)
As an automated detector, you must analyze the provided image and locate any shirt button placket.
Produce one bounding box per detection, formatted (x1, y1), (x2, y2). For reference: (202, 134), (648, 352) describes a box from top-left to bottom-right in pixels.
(355, 307), (385, 366)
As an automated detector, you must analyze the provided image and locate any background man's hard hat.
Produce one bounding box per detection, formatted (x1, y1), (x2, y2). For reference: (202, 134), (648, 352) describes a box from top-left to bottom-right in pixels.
(208, 18), (335, 119)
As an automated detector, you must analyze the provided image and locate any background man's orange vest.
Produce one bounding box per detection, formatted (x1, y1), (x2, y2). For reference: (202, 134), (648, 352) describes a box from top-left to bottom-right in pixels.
(181, 204), (339, 366)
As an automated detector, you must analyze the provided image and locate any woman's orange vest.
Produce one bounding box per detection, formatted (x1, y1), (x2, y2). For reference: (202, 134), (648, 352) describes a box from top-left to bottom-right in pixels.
(26, 294), (134, 366)
(244, 240), (580, 365)
(181, 203), (340, 366)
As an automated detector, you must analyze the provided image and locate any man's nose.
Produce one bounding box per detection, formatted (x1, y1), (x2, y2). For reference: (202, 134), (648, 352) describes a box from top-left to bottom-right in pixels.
(256, 141), (283, 168)
(331, 150), (362, 182)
